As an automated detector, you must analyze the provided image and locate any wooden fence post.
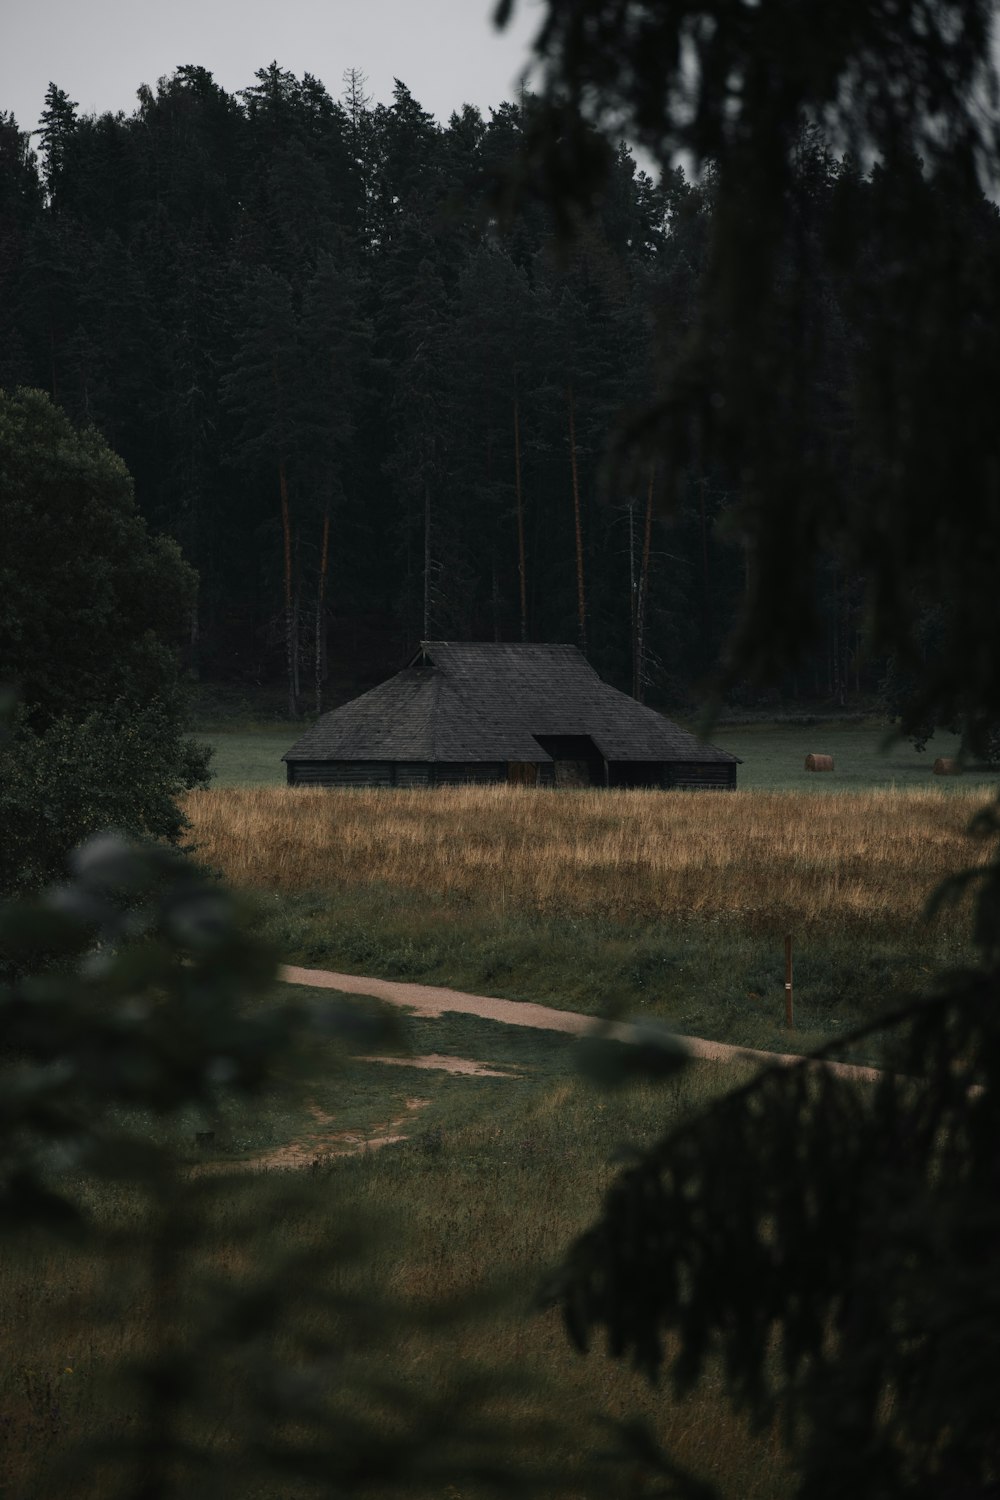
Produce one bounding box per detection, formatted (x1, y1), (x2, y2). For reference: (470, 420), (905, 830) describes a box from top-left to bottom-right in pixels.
(784, 934), (794, 1028)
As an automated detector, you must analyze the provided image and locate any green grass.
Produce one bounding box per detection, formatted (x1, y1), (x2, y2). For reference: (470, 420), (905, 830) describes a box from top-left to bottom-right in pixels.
(5, 1030), (792, 1500)
(205, 997), (581, 1164)
(198, 726), (299, 786)
(261, 884), (967, 1067)
(334, 1061), (792, 1496)
(197, 718), (1000, 792)
(710, 719), (999, 791)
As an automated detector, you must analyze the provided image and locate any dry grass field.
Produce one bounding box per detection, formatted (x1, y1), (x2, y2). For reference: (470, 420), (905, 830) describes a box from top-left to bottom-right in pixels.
(184, 784), (991, 940)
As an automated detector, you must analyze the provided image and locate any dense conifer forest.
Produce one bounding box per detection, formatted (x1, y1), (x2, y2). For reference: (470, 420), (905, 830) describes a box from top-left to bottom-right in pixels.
(1, 62), (997, 715)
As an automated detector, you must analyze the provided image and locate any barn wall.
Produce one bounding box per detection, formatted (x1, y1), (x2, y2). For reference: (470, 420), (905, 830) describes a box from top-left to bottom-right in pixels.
(505, 762), (556, 787)
(665, 762), (737, 790)
(288, 761), (395, 787)
(433, 762), (506, 786)
(287, 759), (736, 789)
(608, 761), (666, 789)
(286, 761), (507, 788)
(395, 763), (432, 787)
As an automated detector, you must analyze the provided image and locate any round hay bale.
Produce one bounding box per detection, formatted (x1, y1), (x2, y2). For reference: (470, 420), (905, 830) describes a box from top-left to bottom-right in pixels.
(804, 754), (834, 772)
(933, 757), (962, 775)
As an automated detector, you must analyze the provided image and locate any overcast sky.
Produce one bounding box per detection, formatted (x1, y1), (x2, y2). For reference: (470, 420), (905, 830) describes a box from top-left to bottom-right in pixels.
(1, 0), (546, 136)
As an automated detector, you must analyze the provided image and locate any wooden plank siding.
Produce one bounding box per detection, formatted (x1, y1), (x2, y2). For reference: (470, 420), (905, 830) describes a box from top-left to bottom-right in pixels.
(287, 761), (505, 788)
(665, 761), (738, 790)
(288, 761), (396, 787)
(395, 764), (433, 787)
(433, 763), (506, 786)
(287, 759), (735, 790)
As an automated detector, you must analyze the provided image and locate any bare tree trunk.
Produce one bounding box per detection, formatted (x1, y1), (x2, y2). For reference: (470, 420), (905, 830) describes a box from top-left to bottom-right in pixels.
(423, 477), (432, 641)
(292, 526), (301, 710)
(49, 309), (58, 402)
(698, 476), (713, 646)
(492, 554), (501, 642)
(839, 571), (849, 708)
(567, 385), (587, 654)
(830, 563), (846, 706)
(272, 354), (298, 719)
(514, 397), (528, 641)
(316, 503), (330, 717)
(636, 471), (654, 703)
(832, 567), (838, 702)
(629, 500), (638, 699)
(278, 458), (297, 718)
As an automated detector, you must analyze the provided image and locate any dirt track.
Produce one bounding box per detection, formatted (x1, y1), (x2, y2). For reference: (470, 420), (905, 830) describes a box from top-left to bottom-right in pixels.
(280, 964), (885, 1085)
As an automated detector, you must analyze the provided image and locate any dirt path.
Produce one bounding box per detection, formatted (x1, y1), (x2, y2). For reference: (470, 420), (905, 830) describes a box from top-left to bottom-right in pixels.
(358, 1054), (519, 1077)
(280, 964), (885, 1086)
(232, 1098), (430, 1172)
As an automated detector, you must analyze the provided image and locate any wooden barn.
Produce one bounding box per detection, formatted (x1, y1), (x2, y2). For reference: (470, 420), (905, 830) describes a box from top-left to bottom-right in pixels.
(283, 642), (738, 790)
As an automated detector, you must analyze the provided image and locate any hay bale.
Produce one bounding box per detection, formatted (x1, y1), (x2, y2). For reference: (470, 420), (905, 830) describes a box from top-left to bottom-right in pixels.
(804, 753), (834, 772)
(933, 757), (962, 775)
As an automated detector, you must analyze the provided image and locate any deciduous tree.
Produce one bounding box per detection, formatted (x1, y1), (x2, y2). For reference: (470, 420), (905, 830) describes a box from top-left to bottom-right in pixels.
(0, 387), (208, 892)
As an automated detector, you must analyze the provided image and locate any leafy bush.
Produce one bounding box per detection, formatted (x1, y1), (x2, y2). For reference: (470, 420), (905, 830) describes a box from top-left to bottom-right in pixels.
(0, 388), (210, 893)
(0, 701), (209, 895)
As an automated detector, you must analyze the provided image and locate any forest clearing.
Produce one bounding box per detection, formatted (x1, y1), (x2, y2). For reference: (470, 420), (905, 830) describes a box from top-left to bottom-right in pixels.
(10, 768), (984, 1497)
(5, 1), (1000, 1486)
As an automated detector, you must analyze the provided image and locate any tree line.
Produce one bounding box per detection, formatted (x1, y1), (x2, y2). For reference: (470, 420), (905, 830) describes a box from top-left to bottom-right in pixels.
(5, 62), (993, 716)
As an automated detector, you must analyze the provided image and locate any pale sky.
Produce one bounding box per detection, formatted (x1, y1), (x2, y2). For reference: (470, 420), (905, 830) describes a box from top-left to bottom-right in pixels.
(1, 0), (546, 135)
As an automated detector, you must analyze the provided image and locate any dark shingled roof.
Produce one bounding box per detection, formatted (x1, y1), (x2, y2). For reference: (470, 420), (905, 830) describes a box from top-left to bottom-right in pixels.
(283, 642), (737, 766)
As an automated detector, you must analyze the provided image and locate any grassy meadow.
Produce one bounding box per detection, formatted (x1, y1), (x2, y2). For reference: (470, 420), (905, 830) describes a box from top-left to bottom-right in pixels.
(5, 1040), (793, 1500)
(183, 776), (993, 1059)
(8, 721), (997, 1497)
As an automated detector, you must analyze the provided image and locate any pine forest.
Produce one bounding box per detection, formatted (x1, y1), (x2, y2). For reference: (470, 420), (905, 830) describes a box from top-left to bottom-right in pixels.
(2, 62), (997, 717)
